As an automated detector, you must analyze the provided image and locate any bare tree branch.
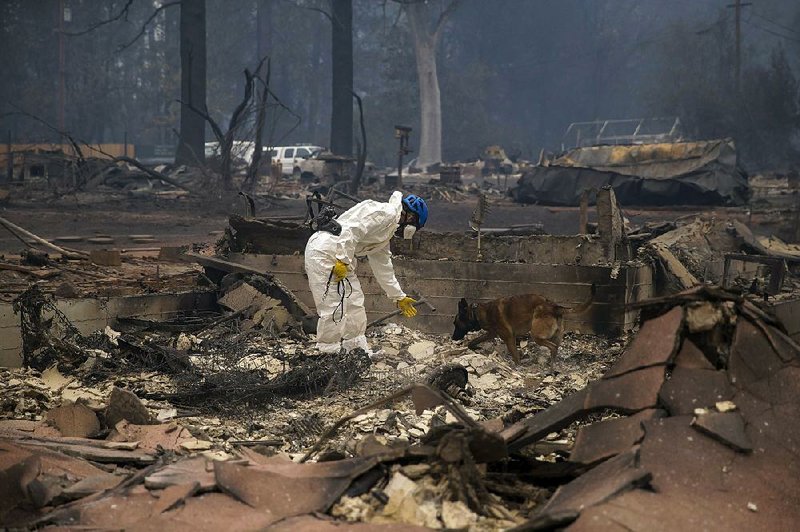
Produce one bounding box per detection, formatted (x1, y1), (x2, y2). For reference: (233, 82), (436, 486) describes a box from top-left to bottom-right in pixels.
(3, 108), (200, 195)
(179, 65), (263, 189)
(261, 84), (303, 147)
(433, 0), (461, 40)
(5, 106), (85, 163)
(306, 5), (333, 23)
(109, 156), (198, 193)
(170, 126), (209, 169)
(245, 58), (272, 190)
(177, 98), (225, 145)
(116, 1), (180, 53)
(62, 0), (135, 36)
(281, 0), (333, 23)
(391, 0), (460, 39)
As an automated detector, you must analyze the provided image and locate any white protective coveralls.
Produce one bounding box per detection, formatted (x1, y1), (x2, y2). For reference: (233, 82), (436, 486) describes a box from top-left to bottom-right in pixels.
(304, 191), (407, 353)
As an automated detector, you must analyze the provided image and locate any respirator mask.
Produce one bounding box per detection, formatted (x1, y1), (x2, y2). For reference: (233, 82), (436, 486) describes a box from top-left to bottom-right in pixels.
(396, 223), (417, 240)
(396, 206), (421, 240)
(402, 225), (417, 240)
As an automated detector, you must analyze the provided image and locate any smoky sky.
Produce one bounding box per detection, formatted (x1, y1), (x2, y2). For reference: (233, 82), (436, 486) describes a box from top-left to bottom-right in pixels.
(1, 0), (798, 167)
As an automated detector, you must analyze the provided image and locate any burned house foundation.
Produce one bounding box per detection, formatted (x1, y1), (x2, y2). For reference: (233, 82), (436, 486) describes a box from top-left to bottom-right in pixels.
(220, 211), (652, 337)
(3, 187), (800, 530)
(224, 248), (650, 337)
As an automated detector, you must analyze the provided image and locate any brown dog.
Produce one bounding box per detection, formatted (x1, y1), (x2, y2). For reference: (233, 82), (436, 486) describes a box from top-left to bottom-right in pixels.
(452, 284), (595, 366)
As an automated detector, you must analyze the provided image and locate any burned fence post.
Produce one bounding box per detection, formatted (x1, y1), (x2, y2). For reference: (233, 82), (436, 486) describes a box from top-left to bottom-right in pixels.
(579, 189), (589, 235)
(393, 125), (412, 188)
(596, 185), (624, 261)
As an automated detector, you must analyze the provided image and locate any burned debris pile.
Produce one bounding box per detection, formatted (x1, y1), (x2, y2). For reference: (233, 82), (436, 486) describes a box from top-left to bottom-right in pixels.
(640, 216), (800, 297)
(9, 269), (371, 416)
(164, 348), (373, 409)
(504, 286), (800, 530)
(1, 286), (798, 529)
(0, 249), (204, 303)
(3, 152), (800, 530)
(512, 138), (750, 207)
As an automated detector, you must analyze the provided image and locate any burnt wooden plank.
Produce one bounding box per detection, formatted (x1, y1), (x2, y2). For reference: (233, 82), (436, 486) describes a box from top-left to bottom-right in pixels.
(503, 389), (590, 450)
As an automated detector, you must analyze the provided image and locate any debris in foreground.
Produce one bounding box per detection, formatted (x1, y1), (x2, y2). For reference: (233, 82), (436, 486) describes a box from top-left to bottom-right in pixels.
(504, 285), (800, 530)
(1, 285), (798, 530)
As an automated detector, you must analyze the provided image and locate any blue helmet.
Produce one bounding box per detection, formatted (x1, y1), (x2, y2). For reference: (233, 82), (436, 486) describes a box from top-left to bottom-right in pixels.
(402, 194), (428, 227)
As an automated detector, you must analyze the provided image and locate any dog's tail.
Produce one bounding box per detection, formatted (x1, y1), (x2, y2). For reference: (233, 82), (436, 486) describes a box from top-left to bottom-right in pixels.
(563, 283), (595, 314)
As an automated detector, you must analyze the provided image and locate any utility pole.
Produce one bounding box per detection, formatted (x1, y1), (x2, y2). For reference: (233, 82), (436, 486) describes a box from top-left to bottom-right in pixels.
(728, 0), (752, 92)
(57, 0), (66, 135)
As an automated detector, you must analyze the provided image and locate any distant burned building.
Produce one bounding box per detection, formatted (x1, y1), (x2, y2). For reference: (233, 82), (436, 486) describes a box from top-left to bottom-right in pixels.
(512, 138), (749, 206)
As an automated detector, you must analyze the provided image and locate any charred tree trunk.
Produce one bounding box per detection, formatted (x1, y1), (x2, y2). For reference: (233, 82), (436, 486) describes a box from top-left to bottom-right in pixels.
(175, 0), (207, 166)
(409, 23), (441, 169)
(330, 0), (353, 157)
(405, 1), (459, 169)
(182, 67), (257, 190)
(245, 61), (271, 191)
(220, 69), (256, 189)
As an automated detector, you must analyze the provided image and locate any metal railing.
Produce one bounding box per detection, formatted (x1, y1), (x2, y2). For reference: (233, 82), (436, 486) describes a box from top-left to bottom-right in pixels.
(561, 117), (683, 150)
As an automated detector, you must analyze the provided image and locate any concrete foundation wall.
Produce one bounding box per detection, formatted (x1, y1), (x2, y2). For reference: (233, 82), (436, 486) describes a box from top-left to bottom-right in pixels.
(392, 232), (623, 265)
(227, 253), (653, 337)
(227, 218), (630, 265)
(0, 291), (216, 368)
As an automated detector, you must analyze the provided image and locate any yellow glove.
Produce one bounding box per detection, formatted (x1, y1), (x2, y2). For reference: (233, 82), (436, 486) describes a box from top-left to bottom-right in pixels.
(397, 297), (418, 318)
(331, 260), (349, 282)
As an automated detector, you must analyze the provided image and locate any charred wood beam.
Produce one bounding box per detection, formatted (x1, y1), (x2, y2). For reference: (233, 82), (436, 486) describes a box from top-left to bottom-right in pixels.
(0, 216), (88, 259)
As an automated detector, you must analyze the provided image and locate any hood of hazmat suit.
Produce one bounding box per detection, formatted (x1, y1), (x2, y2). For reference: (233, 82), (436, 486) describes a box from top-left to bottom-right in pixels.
(304, 191), (407, 353)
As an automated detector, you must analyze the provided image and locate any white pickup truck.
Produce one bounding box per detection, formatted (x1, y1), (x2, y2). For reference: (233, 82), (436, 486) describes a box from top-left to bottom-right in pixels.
(268, 145), (324, 176)
(203, 142), (323, 177)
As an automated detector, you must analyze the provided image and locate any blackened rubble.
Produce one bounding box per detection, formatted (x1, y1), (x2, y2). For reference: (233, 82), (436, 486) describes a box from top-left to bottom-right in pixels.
(507, 286), (800, 530)
(3, 178), (800, 529)
(2, 283), (799, 530)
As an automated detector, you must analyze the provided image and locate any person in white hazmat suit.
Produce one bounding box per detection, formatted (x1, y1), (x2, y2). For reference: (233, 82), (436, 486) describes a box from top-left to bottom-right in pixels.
(304, 191), (429, 354)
